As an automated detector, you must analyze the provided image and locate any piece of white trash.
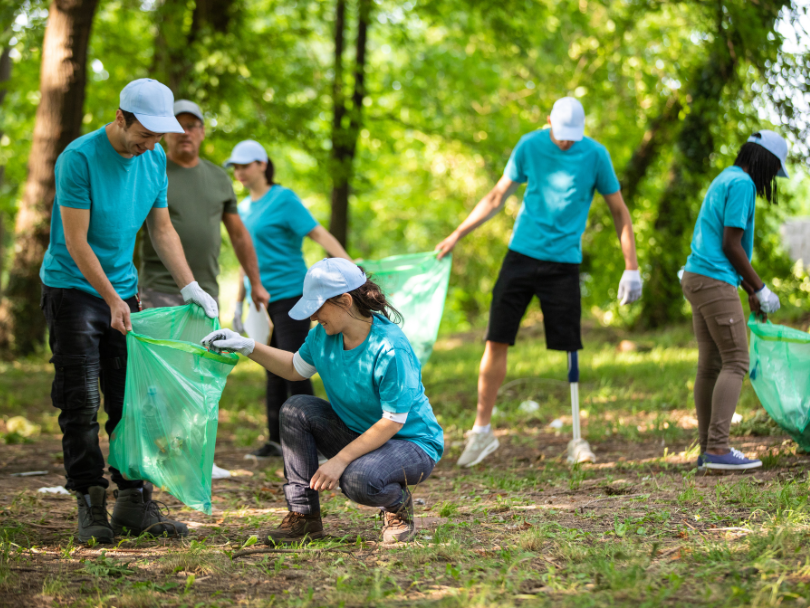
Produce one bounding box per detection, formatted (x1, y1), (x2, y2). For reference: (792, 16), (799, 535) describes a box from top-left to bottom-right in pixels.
(11, 471), (48, 477)
(37, 486), (70, 495)
(519, 400), (540, 413)
(211, 463), (232, 480)
(548, 419), (564, 429)
(731, 413), (743, 424)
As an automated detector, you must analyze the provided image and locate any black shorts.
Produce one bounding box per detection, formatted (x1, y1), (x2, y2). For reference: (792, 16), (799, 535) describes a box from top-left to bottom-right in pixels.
(485, 249), (582, 351)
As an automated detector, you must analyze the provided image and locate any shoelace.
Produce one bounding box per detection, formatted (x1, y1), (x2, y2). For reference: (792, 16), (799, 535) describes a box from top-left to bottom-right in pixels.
(280, 512), (308, 530)
(140, 499), (180, 535)
(729, 447), (746, 460)
(88, 504), (110, 528)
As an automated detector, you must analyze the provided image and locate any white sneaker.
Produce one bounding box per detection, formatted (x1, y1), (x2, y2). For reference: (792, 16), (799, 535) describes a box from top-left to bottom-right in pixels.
(211, 463), (231, 479)
(456, 430), (499, 467)
(567, 438), (595, 464)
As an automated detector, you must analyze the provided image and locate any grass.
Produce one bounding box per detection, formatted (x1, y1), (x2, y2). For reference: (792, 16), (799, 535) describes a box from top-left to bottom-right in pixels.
(1, 317), (810, 606)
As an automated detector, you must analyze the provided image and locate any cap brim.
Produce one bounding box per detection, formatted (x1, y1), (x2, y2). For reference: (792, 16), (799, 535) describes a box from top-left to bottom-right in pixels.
(778, 165), (789, 178)
(288, 295), (326, 320)
(223, 155), (258, 167)
(551, 124), (584, 142)
(134, 113), (184, 134)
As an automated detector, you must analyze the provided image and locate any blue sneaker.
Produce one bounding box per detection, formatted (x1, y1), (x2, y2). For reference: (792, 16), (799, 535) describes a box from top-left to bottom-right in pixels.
(703, 448), (762, 471)
(697, 454), (706, 471)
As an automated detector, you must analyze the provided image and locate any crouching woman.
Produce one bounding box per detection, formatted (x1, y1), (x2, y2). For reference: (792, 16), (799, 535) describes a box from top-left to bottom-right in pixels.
(202, 258), (443, 544)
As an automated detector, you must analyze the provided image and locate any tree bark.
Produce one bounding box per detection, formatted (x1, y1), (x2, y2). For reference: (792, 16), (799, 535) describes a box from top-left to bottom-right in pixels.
(0, 0), (99, 356)
(0, 45), (11, 300)
(329, 0), (370, 249)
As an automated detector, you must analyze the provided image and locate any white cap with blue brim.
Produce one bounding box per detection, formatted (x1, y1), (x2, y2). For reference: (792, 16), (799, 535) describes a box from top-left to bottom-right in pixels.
(288, 258), (367, 320)
(223, 140), (268, 167)
(119, 78), (184, 134)
(748, 130), (790, 178)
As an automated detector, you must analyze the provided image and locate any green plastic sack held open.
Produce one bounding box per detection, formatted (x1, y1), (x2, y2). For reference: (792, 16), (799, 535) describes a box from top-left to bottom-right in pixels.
(361, 251), (452, 365)
(108, 304), (238, 514)
(748, 314), (810, 452)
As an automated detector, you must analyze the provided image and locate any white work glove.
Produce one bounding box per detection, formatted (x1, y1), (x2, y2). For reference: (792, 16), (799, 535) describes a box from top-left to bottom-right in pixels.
(617, 269), (643, 305)
(756, 284), (781, 314)
(233, 302), (244, 334)
(181, 281), (219, 319)
(201, 328), (255, 356)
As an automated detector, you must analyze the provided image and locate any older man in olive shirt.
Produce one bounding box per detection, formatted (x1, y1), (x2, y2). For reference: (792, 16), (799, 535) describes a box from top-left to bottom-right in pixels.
(140, 100), (269, 310)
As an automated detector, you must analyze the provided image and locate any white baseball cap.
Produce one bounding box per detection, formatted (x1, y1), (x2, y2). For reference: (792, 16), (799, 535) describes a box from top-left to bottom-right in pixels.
(289, 259), (367, 320)
(549, 97), (585, 142)
(223, 140), (268, 167)
(119, 79), (183, 134)
(748, 130), (790, 178)
(173, 99), (204, 123)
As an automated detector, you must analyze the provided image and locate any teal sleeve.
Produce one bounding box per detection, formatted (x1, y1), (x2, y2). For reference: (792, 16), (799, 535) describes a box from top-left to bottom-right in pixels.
(298, 326), (318, 367)
(153, 148), (168, 209)
(285, 191), (319, 237)
(503, 138), (527, 183)
(377, 348), (421, 414)
(723, 179), (755, 229)
(55, 150), (92, 209)
(595, 147), (620, 196)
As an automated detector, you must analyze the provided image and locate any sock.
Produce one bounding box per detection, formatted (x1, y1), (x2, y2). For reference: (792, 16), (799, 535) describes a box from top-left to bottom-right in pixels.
(472, 424), (491, 434)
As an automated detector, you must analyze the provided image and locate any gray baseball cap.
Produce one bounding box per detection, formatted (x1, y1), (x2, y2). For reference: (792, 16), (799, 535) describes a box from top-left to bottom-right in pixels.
(173, 99), (204, 123)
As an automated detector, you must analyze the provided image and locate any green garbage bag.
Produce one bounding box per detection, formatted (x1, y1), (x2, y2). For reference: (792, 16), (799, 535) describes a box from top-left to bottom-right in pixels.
(362, 251), (452, 365)
(109, 304), (238, 514)
(748, 314), (810, 451)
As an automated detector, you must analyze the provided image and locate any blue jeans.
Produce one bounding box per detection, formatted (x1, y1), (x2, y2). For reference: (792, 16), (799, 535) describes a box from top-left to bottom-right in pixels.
(280, 395), (435, 515)
(41, 285), (144, 493)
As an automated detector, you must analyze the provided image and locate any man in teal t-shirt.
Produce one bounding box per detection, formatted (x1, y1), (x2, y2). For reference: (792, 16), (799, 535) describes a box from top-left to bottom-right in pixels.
(436, 97), (642, 468)
(39, 79), (218, 544)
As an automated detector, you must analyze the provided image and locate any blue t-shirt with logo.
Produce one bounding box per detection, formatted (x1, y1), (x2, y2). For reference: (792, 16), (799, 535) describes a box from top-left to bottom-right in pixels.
(238, 186), (319, 301)
(297, 314), (444, 462)
(685, 166), (756, 286)
(40, 126), (168, 299)
(503, 129), (620, 264)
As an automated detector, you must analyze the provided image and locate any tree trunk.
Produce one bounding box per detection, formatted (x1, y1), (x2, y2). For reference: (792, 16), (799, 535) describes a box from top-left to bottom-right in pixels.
(0, 45), (11, 300)
(640, 50), (736, 328)
(621, 95), (681, 206)
(329, 0), (370, 249)
(151, 0), (235, 95)
(0, 0), (99, 356)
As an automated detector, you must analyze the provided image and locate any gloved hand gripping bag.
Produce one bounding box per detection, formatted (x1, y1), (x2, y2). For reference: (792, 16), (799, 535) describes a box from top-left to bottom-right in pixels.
(109, 304), (238, 514)
(748, 315), (810, 452)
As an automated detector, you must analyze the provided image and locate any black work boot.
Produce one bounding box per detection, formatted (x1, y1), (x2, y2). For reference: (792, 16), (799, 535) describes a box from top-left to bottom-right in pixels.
(111, 488), (188, 538)
(381, 490), (415, 544)
(265, 511), (324, 545)
(74, 486), (114, 544)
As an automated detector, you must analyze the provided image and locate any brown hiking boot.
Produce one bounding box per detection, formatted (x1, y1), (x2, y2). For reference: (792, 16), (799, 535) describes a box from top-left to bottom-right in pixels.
(381, 491), (415, 544)
(265, 511), (324, 545)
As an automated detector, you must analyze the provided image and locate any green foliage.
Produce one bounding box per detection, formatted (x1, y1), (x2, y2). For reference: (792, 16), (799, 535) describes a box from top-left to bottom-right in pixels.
(0, 0), (808, 330)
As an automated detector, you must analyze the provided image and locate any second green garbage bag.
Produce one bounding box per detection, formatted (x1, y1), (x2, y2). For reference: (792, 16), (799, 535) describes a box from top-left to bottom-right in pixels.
(362, 251), (452, 365)
(748, 315), (810, 452)
(109, 305), (238, 515)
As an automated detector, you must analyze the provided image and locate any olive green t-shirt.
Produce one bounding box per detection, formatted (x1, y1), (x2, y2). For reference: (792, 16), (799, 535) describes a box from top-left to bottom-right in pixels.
(139, 158), (238, 299)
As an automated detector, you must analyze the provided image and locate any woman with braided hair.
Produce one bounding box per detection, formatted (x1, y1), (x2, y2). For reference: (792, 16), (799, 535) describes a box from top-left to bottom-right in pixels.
(681, 130), (789, 472)
(202, 258), (443, 544)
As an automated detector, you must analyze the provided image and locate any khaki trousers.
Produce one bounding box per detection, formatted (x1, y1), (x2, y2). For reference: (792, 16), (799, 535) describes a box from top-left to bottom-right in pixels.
(681, 271), (749, 452)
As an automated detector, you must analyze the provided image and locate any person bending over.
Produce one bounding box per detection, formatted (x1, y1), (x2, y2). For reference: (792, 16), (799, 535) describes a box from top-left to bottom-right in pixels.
(436, 97), (641, 467)
(682, 131), (789, 472)
(202, 259), (444, 544)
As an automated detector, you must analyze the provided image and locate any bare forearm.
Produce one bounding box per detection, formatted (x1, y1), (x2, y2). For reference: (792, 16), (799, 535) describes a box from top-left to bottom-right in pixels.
(309, 226), (352, 260)
(605, 193), (639, 270)
(453, 191), (505, 239)
(335, 419), (402, 464)
(725, 245), (763, 291)
(150, 227), (194, 288)
(249, 342), (306, 381)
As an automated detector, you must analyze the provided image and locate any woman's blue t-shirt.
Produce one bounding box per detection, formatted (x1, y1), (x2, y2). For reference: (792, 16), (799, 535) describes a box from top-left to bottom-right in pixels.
(684, 166), (756, 286)
(238, 186), (319, 301)
(297, 314), (444, 462)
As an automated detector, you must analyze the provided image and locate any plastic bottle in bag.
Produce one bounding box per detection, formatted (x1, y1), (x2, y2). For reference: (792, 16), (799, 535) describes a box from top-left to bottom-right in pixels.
(143, 387), (183, 461)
